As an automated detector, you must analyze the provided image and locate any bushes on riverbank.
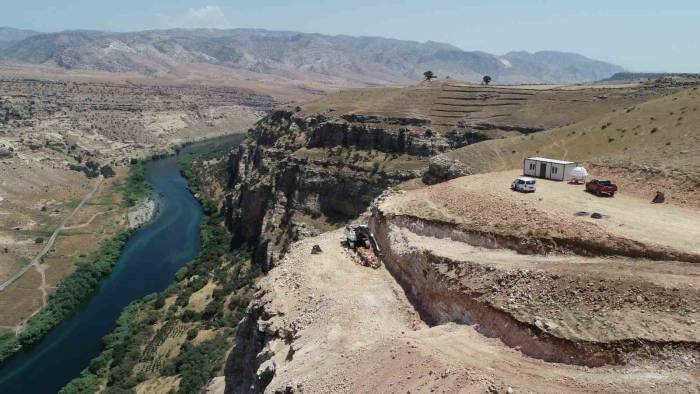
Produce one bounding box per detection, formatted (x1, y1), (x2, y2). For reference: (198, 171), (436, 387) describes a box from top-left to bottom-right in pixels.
(59, 301), (144, 394)
(61, 211), (258, 393)
(60, 149), (261, 393)
(122, 160), (151, 207)
(0, 231), (132, 364)
(175, 333), (231, 393)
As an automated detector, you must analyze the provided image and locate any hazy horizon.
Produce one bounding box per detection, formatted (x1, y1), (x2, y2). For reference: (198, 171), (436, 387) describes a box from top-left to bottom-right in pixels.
(2, 0), (699, 73)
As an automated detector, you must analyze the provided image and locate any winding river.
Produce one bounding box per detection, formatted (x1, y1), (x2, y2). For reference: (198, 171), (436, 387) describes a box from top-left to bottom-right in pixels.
(0, 135), (241, 393)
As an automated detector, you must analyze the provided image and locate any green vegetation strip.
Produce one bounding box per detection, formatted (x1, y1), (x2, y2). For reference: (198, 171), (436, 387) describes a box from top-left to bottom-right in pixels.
(62, 147), (260, 394)
(121, 160), (152, 207)
(0, 158), (153, 364)
(0, 231), (132, 364)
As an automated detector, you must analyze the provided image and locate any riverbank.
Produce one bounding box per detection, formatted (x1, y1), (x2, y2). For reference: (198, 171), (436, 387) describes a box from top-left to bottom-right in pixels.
(127, 199), (158, 229)
(0, 230), (132, 363)
(61, 135), (257, 393)
(0, 157), (162, 364)
(0, 150), (206, 393)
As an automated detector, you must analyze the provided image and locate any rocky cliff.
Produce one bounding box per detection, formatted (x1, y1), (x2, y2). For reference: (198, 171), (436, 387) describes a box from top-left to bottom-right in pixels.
(222, 109), (492, 271)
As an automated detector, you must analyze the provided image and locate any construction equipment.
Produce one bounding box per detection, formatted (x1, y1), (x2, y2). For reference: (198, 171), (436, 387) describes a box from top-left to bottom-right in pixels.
(344, 224), (382, 257)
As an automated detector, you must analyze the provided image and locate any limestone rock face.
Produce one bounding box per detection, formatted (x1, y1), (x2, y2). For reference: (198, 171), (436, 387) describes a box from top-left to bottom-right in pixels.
(0, 148), (13, 158)
(422, 155), (472, 185)
(223, 110), (425, 271)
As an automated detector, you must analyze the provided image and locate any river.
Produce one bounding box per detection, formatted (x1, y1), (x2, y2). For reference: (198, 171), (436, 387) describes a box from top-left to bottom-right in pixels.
(0, 135), (242, 393)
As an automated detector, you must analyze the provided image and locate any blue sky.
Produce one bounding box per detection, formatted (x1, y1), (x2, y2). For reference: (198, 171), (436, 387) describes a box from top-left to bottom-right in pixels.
(2, 0), (698, 72)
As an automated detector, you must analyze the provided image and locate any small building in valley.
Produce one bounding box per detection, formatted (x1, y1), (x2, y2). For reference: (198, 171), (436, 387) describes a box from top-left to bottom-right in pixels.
(523, 157), (577, 181)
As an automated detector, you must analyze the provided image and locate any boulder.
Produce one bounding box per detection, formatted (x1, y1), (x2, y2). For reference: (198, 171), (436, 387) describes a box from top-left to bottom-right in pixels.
(422, 156), (472, 185)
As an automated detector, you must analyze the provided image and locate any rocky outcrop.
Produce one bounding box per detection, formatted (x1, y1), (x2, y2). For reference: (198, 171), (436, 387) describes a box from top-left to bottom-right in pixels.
(465, 122), (544, 134)
(224, 295), (277, 394)
(422, 156), (472, 185)
(127, 199), (157, 229)
(220, 109), (551, 390)
(223, 110), (428, 271)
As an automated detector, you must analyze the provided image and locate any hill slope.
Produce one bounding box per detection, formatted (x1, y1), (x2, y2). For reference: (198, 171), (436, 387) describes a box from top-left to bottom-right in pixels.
(445, 87), (700, 182)
(0, 27), (40, 49)
(0, 28), (623, 85)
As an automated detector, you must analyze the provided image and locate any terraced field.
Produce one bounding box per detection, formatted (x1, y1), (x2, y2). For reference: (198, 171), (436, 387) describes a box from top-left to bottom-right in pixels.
(297, 81), (675, 137)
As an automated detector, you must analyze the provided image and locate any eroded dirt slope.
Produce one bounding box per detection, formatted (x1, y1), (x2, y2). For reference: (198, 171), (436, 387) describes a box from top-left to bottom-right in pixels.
(371, 175), (699, 368)
(224, 229), (698, 393)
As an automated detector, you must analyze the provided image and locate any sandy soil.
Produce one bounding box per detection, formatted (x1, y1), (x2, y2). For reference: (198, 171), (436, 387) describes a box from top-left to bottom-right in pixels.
(248, 230), (698, 393)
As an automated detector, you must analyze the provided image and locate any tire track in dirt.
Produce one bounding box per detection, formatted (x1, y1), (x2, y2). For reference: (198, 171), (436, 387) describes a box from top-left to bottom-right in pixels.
(0, 176), (103, 292)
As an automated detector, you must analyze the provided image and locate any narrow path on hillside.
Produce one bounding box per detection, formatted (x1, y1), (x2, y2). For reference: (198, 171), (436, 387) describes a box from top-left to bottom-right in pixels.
(35, 263), (48, 307)
(64, 210), (110, 230)
(0, 176), (103, 292)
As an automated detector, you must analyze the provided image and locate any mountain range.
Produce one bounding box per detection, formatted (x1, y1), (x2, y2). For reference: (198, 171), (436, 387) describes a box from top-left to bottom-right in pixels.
(0, 27), (624, 85)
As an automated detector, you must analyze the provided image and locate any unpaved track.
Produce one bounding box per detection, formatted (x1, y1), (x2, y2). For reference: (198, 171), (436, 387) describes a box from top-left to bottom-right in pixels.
(0, 176), (103, 292)
(63, 210), (110, 230)
(252, 230), (698, 393)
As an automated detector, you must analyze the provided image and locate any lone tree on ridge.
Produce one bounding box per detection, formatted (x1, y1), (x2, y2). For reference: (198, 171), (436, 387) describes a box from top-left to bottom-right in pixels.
(482, 75), (492, 85)
(424, 70), (436, 81)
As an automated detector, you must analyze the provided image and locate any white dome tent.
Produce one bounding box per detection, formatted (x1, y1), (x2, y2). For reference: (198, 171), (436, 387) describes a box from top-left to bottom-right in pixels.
(569, 166), (589, 184)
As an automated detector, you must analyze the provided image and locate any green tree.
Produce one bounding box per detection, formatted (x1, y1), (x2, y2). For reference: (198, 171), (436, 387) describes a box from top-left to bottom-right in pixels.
(423, 70), (436, 81)
(482, 75), (492, 85)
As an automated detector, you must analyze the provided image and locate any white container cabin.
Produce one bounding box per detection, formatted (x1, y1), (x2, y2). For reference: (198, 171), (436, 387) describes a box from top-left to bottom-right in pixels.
(523, 157), (577, 181)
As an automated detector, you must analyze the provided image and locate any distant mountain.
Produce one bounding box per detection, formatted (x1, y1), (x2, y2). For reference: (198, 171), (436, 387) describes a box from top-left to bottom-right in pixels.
(0, 27), (41, 49)
(0, 28), (624, 85)
(602, 72), (700, 82)
(503, 51), (624, 84)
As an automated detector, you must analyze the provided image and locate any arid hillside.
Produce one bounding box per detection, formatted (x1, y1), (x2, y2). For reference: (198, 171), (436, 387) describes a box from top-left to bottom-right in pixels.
(214, 76), (700, 393)
(297, 80), (674, 135)
(224, 170), (700, 392)
(445, 86), (700, 186)
(0, 71), (276, 335)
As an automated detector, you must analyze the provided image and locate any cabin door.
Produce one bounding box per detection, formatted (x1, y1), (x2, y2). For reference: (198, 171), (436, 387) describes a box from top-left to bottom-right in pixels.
(539, 163), (547, 178)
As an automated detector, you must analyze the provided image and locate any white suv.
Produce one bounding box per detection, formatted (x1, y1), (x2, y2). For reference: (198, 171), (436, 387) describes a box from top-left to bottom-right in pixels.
(511, 177), (537, 193)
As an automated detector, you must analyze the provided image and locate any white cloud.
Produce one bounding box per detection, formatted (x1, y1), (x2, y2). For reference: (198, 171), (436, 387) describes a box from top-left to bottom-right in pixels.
(159, 5), (231, 29)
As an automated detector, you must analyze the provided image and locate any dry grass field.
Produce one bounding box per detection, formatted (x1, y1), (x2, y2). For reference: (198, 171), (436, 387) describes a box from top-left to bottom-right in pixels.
(0, 68), (280, 333)
(446, 87), (700, 185)
(298, 80), (673, 134)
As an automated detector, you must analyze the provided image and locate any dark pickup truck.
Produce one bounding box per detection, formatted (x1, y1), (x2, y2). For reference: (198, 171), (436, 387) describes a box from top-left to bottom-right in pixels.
(586, 179), (618, 196)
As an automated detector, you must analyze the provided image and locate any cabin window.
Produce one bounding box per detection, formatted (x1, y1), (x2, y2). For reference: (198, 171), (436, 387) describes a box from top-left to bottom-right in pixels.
(553, 167), (557, 174)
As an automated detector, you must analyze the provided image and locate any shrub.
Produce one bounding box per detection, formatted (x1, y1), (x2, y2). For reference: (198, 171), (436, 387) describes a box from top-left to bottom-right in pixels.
(100, 165), (115, 178)
(122, 160), (151, 207)
(175, 335), (229, 394)
(1, 231), (132, 362)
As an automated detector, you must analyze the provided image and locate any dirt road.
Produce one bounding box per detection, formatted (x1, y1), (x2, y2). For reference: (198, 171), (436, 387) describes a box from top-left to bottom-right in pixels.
(0, 176), (103, 292)
(239, 230), (697, 393)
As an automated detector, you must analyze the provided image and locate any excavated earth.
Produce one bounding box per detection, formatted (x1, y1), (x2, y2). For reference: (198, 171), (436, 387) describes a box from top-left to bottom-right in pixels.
(223, 173), (700, 393)
(217, 82), (700, 393)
